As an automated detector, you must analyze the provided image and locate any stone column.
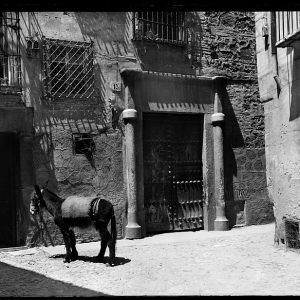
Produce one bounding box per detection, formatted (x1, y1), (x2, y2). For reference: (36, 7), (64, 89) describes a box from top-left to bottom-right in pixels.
(123, 109), (142, 239)
(212, 95), (229, 231)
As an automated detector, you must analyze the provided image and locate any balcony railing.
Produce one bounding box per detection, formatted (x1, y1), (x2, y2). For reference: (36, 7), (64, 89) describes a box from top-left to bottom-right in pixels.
(275, 11), (300, 47)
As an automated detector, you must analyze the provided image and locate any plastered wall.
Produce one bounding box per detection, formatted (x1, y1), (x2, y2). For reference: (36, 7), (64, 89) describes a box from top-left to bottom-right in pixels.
(20, 12), (133, 245)
(255, 12), (300, 241)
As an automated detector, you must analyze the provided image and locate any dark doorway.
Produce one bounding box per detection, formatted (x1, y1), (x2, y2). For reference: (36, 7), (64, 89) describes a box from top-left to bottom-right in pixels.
(143, 113), (204, 233)
(0, 132), (19, 247)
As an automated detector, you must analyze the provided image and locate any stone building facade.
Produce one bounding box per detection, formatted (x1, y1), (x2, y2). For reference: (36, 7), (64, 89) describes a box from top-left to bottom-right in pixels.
(255, 12), (300, 248)
(0, 11), (273, 248)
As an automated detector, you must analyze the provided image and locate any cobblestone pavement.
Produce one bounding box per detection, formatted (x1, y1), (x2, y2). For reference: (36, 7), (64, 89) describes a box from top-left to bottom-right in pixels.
(1, 222), (300, 296)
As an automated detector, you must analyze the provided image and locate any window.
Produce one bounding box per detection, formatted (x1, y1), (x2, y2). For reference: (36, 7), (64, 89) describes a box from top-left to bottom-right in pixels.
(275, 11), (300, 47)
(0, 12), (22, 93)
(42, 38), (95, 100)
(133, 12), (186, 45)
(72, 133), (95, 155)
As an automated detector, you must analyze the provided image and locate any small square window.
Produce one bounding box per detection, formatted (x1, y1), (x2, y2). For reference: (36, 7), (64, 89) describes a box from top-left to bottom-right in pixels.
(72, 133), (95, 155)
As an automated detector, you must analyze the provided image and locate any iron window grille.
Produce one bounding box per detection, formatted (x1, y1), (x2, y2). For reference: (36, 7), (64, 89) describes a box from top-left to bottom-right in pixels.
(133, 12), (186, 45)
(0, 12), (22, 94)
(42, 37), (95, 100)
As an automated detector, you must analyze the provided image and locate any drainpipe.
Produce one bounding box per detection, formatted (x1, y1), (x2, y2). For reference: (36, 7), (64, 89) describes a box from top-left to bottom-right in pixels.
(212, 79), (229, 231)
(123, 87), (142, 239)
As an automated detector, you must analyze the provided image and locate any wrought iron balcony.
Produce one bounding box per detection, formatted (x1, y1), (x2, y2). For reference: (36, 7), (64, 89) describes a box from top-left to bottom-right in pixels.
(275, 11), (300, 47)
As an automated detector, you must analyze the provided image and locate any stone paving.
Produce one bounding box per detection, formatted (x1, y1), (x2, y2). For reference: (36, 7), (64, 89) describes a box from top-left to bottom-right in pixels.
(1, 222), (300, 296)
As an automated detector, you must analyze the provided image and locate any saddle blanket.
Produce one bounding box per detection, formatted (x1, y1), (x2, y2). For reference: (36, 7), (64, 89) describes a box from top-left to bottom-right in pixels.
(61, 196), (112, 223)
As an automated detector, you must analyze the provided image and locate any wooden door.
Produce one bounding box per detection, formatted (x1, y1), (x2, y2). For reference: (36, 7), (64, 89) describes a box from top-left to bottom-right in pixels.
(0, 132), (18, 247)
(143, 113), (204, 233)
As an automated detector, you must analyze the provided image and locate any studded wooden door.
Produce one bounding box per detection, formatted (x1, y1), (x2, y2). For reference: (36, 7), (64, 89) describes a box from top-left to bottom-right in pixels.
(143, 113), (204, 233)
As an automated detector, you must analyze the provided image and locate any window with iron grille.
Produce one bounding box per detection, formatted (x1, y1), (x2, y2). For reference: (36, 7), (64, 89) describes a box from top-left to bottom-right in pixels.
(133, 12), (186, 45)
(0, 12), (22, 94)
(42, 38), (95, 100)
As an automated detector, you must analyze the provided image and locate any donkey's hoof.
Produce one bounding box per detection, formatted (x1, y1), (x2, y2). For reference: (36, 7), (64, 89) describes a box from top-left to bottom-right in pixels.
(64, 256), (72, 263)
(108, 259), (116, 267)
(71, 253), (78, 261)
(96, 255), (104, 263)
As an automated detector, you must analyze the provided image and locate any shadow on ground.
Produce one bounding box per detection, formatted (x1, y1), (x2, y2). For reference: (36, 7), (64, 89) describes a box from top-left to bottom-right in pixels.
(0, 262), (107, 296)
(49, 254), (131, 266)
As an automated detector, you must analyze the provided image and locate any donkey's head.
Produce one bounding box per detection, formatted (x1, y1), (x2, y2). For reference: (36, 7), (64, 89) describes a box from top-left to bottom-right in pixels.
(29, 182), (48, 215)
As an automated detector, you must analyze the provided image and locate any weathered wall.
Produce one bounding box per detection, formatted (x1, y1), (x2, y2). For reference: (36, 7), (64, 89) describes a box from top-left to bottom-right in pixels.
(255, 12), (300, 242)
(0, 18), (35, 246)
(129, 11), (272, 228)
(20, 12), (132, 246)
(196, 11), (273, 226)
(11, 11), (273, 247)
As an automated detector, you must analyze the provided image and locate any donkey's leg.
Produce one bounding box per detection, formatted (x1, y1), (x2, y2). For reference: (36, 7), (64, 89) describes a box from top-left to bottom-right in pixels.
(55, 218), (72, 263)
(96, 224), (110, 262)
(107, 235), (116, 266)
(108, 211), (117, 265)
(60, 227), (73, 263)
(69, 229), (78, 261)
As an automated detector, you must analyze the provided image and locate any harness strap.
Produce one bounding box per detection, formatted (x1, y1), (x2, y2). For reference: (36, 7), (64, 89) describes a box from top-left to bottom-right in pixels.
(89, 198), (112, 222)
(89, 197), (101, 221)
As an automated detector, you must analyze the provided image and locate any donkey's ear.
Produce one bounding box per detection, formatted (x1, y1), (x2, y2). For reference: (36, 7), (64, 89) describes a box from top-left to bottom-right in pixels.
(34, 184), (41, 194)
(34, 184), (44, 200)
(42, 180), (49, 189)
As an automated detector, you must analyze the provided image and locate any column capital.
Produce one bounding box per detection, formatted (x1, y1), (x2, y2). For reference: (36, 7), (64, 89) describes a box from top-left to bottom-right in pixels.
(211, 112), (225, 124)
(122, 109), (137, 120)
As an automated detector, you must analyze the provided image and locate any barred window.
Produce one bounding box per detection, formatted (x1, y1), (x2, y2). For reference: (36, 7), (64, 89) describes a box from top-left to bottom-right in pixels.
(42, 38), (95, 100)
(0, 12), (22, 94)
(133, 12), (186, 45)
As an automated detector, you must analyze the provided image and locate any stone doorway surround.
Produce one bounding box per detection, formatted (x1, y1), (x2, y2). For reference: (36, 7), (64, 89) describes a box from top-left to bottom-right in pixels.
(120, 68), (229, 238)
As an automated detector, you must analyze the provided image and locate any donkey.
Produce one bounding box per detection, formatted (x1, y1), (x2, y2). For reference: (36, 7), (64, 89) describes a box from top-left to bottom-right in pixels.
(30, 184), (117, 265)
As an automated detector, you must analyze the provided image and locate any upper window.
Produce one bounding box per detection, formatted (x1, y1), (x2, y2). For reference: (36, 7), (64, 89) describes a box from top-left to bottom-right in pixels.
(275, 11), (300, 47)
(0, 12), (22, 94)
(133, 12), (186, 45)
(42, 38), (95, 100)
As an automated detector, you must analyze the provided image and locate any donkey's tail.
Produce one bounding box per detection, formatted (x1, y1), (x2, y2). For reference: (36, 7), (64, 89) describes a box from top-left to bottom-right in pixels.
(111, 208), (117, 245)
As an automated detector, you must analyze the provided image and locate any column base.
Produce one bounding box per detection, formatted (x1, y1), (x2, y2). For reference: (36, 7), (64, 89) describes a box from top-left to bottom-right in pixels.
(125, 225), (142, 239)
(214, 217), (229, 231)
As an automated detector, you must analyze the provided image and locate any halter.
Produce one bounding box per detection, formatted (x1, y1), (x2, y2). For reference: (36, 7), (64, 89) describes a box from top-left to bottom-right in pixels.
(30, 184), (45, 215)
(30, 183), (55, 246)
